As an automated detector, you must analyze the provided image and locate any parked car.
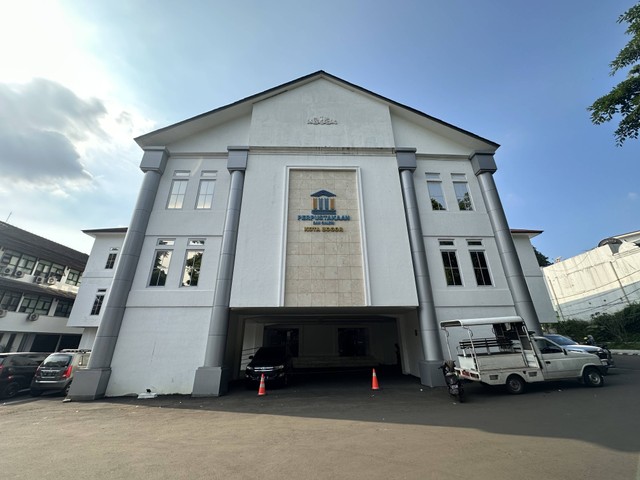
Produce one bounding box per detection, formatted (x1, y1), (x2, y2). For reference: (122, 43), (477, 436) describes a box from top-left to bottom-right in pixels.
(0, 353), (48, 399)
(30, 349), (91, 396)
(245, 346), (293, 387)
(543, 334), (615, 371)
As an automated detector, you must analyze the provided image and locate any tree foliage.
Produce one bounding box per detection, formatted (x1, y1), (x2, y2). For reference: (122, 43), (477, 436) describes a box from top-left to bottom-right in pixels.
(589, 3), (640, 146)
(533, 247), (552, 267)
(554, 303), (640, 346)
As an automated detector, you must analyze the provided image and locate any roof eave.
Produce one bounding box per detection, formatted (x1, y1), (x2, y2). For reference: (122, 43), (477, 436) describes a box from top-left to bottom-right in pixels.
(134, 70), (499, 151)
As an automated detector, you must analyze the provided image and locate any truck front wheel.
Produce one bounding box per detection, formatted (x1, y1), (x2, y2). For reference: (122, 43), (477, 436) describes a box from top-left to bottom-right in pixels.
(583, 368), (604, 387)
(505, 375), (525, 395)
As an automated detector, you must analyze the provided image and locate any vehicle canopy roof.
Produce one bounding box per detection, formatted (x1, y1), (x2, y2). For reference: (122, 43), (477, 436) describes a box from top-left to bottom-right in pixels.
(440, 316), (524, 329)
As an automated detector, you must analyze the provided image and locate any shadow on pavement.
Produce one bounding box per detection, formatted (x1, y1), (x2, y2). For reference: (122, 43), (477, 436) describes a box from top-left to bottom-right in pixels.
(99, 357), (640, 453)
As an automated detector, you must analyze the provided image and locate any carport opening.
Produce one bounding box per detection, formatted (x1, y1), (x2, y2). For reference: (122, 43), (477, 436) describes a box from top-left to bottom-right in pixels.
(236, 315), (405, 389)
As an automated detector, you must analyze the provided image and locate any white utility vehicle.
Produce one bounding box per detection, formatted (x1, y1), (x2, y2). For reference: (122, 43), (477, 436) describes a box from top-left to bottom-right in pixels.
(440, 316), (607, 394)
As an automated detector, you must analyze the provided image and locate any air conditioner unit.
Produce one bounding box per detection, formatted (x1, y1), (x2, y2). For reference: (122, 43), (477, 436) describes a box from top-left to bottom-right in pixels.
(0, 309), (6, 318)
(46, 276), (57, 285)
(34, 276), (44, 284)
(27, 313), (39, 321)
(14, 270), (24, 278)
(2, 267), (12, 275)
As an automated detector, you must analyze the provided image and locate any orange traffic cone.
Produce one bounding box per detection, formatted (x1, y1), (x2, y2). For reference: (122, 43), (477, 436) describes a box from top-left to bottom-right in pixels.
(371, 368), (380, 391)
(258, 373), (267, 396)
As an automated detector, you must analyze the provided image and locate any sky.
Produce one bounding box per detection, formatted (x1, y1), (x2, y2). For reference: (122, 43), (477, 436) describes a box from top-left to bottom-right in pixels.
(1, 1), (638, 261)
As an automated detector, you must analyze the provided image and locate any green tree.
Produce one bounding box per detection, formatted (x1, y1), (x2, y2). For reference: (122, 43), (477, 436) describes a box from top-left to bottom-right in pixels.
(589, 3), (640, 145)
(533, 247), (552, 267)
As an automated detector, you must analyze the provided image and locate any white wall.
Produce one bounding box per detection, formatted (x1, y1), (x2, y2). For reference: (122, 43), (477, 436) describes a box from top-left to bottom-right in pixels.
(230, 153), (418, 308)
(544, 242), (640, 320)
(250, 78), (395, 148)
(67, 232), (124, 329)
(513, 234), (557, 323)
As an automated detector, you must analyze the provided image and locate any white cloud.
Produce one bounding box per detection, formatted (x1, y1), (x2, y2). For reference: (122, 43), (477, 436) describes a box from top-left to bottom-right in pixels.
(0, 79), (105, 183)
(628, 192), (638, 201)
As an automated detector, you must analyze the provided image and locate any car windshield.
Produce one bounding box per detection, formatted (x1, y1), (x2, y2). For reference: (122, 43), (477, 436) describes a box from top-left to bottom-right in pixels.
(42, 354), (72, 367)
(253, 347), (287, 361)
(546, 335), (577, 346)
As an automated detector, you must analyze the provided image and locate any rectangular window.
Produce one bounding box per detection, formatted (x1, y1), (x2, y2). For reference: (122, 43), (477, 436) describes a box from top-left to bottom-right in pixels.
(195, 179), (216, 209)
(90, 289), (106, 315)
(167, 180), (188, 209)
(105, 253), (117, 269)
(158, 239), (175, 246)
(48, 263), (65, 281)
(452, 174), (473, 211)
(54, 299), (73, 317)
(33, 260), (52, 277)
(0, 289), (21, 311)
(0, 250), (37, 276)
(66, 269), (81, 286)
(18, 294), (52, 315)
(441, 251), (463, 286)
(181, 250), (203, 287)
(470, 251), (492, 286)
(149, 250), (172, 287)
(426, 173), (446, 210)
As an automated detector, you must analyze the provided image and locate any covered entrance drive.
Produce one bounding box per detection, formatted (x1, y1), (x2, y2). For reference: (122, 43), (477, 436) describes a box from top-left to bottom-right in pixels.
(226, 308), (421, 385)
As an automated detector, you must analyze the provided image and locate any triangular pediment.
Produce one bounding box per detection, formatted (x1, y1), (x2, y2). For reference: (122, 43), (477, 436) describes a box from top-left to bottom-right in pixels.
(135, 71), (498, 155)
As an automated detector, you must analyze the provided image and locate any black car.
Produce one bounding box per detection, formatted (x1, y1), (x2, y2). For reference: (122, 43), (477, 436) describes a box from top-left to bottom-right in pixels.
(0, 353), (48, 399)
(543, 334), (615, 370)
(245, 346), (293, 387)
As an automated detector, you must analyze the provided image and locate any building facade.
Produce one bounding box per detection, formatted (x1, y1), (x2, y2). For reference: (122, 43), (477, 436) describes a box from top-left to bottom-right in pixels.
(543, 231), (640, 321)
(69, 72), (554, 399)
(66, 228), (127, 349)
(0, 221), (87, 352)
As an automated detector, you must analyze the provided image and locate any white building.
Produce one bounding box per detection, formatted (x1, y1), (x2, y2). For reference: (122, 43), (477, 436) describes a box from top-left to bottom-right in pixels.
(543, 230), (640, 321)
(67, 228), (127, 349)
(0, 221), (87, 352)
(69, 71), (554, 399)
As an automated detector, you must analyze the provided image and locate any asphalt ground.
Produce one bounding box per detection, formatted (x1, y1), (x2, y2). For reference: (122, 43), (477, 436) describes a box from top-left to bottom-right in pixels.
(1, 356), (639, 480)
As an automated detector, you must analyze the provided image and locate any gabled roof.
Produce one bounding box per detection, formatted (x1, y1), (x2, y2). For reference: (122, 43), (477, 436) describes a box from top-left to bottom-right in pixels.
(311, 190), (336, 198)
(135, 70), (500, 151)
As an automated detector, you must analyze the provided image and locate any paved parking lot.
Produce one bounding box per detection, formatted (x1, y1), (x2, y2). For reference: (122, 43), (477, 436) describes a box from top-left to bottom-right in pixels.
(2, 357), (639, 480)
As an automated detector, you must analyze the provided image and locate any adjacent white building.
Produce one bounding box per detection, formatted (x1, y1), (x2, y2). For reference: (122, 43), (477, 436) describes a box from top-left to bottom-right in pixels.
(68, 71), (554, 399)
(67, 228), (127, 349)
(543, 230), (640, 321)
(0, 221), (87, 352)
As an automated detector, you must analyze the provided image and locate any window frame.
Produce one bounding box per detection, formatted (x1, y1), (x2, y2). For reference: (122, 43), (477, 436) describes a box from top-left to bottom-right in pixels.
(452, 174), (473, 211)
(66, 269), (81, 286)
(90, 289), (107, 316)
(441, 250), (463, 286)
(195, 171), (217, 210)
(181, 250), (204, 287)
(426, 173), (447, 211)
(149, 250), (173, 287)
(470, 250), (493, 286)
(0, 289), (21, 311)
